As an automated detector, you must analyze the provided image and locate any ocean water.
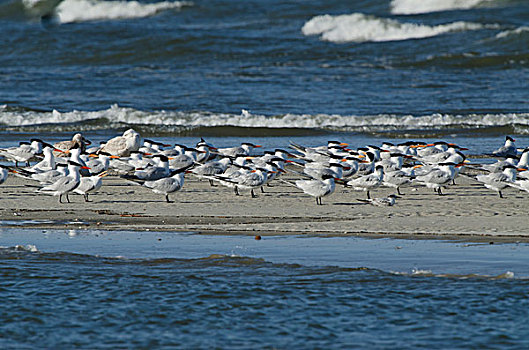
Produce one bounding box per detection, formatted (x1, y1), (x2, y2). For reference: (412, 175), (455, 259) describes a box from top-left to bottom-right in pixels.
(1, 229), (529, 349)
(2, 1), (529, 348)
(0, 0), (529, 147)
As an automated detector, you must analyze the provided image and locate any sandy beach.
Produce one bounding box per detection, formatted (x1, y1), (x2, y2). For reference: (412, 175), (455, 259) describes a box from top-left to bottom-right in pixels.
(1, 172), (527, 241)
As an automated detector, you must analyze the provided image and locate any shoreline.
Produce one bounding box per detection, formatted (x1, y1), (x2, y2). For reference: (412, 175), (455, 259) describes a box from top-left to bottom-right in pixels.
(1, 174), (528, 243)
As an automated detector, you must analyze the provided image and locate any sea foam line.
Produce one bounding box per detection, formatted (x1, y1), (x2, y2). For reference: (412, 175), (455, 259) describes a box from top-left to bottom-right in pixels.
(56, 0), (192, 23)
(390, 0), (496, 15)
(1, 105), (529, 132)
(302, 13), (484, 43)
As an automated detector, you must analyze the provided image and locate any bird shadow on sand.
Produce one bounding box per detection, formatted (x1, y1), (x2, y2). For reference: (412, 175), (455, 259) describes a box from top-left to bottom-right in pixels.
(96, 199), (169, 204)
(332, 202), (366, 206)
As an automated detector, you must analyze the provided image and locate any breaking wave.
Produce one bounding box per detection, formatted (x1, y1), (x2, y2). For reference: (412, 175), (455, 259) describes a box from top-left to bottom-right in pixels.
(1, 104), (529, 135)
(495, 26), (529, 40)
(56, 0), (191, 23)
(302, 13), (485, 43)
(390, 0), (497, 15)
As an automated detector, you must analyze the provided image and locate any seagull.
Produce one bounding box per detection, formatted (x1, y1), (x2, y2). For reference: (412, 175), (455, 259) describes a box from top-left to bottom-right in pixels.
(282, 173), (336, 205)
(358, 194), (400, 207)
(347, 165), (384, 199)
(99, 129), (141, 157)
(490, 136), (517, 158)
(54, 133), (91, 156)
(36, 161), (90, 203)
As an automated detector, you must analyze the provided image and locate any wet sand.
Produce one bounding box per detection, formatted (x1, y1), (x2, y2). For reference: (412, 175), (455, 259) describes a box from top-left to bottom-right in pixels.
(0, 174), (528, 241)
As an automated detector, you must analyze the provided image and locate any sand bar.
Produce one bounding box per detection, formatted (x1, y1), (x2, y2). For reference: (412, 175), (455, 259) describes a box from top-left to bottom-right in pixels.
(0, 174), (528, 241)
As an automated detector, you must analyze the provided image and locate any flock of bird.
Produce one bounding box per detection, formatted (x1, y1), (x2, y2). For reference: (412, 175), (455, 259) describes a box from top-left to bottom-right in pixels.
(1, 129), (528, 206)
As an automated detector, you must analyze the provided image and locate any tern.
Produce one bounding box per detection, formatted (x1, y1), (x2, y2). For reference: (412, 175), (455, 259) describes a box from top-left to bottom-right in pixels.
(217, 142), (262, 158)
(86, 152), (119, 175)
(358, 194), (400, 207)
(382, 168), (417, 195)
(490, 136), (517, 158)
(73, 171), (108, 202)
(347, 165), (384, 199)
(21, 163), (69, 184)
(282, 173), (336, 205)
(0, 139), (44, 166)
(289, 140), (348, 163)
(188, 157), (232, 185)
(414, 162), (459, 195)
(139, 139), (170, 155)
(230, 167), (274, 198)
(508, 179), (529, 194)
(132, 167), (188, 203)
(0, 165), (13, 185)
(26, 143), (60, 173)
(475, 164), (519, 198)
(302, 162), (347, 181)
(36, 161), (90, 203)
(122, 154), (171, 181)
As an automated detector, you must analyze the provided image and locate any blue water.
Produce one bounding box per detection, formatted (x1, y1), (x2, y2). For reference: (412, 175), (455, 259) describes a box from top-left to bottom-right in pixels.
(2, 1), (529, 347)
(0, 0), (529, 139)
(1, 229), (529, 348)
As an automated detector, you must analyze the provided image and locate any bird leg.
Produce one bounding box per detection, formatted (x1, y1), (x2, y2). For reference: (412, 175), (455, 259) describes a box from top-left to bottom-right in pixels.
(261, 186), (265, 193)
(165, 194), (174, 203)
(66, 194), (71, 203)
(367, 191), (371, 199)
(251, 189), (258, 198)
(234, 186), (240, 196)
(498, 191), (503, 198)
(84, 194), (92, 202)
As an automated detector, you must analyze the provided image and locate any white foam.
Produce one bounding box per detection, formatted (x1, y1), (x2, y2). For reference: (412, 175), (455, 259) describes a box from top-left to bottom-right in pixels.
(2, 105), (529, 133)
(14, 244), (39, 252)
(56, 0), (192, 23)
(390, 0), (495, 15)
(411, 268), (433, 275)
(302, 13), (484, 43)
(495, 26), (529, 39)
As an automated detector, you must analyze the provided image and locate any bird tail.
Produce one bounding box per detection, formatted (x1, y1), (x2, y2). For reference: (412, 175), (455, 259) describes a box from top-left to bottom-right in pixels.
(288, 141), (307, 154)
